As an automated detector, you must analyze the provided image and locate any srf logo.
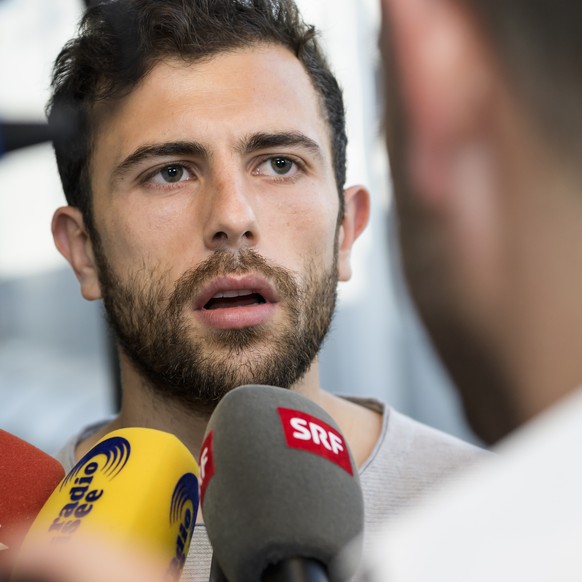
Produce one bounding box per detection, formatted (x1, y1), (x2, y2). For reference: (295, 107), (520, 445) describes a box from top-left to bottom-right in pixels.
(199, 432), (215, 506)
(278, 408), (354, 476)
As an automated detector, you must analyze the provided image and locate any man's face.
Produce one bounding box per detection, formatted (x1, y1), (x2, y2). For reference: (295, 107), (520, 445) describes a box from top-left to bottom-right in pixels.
(86, 45), (346, 411)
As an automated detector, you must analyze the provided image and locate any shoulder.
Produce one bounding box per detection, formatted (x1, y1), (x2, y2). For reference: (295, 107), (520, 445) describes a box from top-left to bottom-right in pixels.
(355, 401), (488, 520)
(344, 397), (486, 473)
(383, 407), (486, 465)
(54, 418), (112, 472)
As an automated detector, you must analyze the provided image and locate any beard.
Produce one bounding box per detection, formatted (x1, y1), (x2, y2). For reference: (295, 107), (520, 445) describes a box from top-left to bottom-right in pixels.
(91, 240), (338, 415)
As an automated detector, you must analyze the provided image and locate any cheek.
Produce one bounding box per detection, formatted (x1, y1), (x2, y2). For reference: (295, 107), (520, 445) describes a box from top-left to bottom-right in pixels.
(97, 198), (195, 273)
(271, 187), (340, 258)
(277, 182), (339, 234)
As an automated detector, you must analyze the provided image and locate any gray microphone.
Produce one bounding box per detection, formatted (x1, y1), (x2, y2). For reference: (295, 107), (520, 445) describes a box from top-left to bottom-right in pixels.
(200, 385), (364, 582)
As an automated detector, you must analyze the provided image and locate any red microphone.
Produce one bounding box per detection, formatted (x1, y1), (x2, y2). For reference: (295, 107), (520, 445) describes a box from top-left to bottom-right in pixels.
(0, 430), (65, 576)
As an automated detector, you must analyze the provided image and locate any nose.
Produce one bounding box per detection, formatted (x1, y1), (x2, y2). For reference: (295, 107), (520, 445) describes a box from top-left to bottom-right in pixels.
(203, 172), (259, 251)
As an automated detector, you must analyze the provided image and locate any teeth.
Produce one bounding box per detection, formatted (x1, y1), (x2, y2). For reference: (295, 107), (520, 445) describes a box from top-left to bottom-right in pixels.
(212, 290), (254, 299)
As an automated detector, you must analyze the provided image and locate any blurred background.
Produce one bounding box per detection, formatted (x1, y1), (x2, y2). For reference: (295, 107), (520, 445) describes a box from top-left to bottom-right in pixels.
(0, 0), (480, 455)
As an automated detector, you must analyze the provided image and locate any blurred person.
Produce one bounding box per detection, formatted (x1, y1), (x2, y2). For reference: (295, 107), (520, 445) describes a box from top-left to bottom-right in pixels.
(46, 0), (483, 579)
(370, 0), (582, 579)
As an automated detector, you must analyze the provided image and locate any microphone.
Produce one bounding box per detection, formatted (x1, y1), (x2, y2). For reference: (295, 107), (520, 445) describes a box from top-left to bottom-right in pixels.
(14, 427), (200, 582)
(200, 385), (364, 582)
(0, 430), (65, 575)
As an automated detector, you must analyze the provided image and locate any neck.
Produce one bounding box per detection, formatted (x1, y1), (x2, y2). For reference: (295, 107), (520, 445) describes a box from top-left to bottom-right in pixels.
(81, 353), (326, 461)
(74, 353), (382, 469)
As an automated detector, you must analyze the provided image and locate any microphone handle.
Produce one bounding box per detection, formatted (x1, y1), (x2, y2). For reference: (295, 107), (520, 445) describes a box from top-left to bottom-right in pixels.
(262, 559), (328, 582)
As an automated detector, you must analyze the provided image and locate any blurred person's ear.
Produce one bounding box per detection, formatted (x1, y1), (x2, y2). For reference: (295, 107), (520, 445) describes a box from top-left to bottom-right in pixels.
(52, 207), (103, 301)
(381, 0), (498, 211)
(381, 0), (507, 293)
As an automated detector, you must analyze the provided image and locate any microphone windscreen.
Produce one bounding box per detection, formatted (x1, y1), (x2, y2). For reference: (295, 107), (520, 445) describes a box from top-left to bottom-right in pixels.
(0, 430), (65, 571)
(16, 427), (199, 582)
(200, 385), (364, 582)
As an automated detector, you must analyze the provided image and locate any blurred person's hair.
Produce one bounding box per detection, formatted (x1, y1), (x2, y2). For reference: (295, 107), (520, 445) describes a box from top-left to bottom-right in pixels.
(46, 0), (347, 235)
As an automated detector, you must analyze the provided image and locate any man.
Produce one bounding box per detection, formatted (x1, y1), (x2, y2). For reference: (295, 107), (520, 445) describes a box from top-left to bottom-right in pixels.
(370, 0), (582, 578)
(47, 0), (482, 578)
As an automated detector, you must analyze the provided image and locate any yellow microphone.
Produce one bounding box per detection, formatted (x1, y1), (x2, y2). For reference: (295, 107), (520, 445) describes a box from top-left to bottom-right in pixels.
(14, 428), (199, 582)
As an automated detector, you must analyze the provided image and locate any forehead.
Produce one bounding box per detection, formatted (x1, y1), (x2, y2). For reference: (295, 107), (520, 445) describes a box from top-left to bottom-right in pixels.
(91, 44), (333, 174)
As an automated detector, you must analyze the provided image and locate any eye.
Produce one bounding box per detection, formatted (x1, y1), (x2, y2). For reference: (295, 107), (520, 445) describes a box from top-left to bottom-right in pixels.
(269, 157), (294, 175)
(145, 163), (195, 185)
(161, 165), (185, 182)
(254, 156), (302, 179)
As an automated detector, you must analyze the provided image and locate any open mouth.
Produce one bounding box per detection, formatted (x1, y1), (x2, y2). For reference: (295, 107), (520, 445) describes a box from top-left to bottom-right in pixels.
(194, 276), (278, 329)
(203, 290), (267, 310)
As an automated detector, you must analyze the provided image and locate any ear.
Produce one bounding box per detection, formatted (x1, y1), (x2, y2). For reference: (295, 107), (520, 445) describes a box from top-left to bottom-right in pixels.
(52, 207), (103, 300)
(381, 0), (494, 207)
(337, 185), (371, 282)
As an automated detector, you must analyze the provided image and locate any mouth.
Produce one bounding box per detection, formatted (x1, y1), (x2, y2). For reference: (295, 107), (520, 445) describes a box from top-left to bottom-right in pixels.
(196, 275), (278, 310)
(193, 275), (279, 329)
(203, 290), (267, 311)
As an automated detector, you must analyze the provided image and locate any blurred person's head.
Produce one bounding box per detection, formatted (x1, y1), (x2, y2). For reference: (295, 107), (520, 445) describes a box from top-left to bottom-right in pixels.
(381, 0), (582, 444)
(48, 0), (369, 413)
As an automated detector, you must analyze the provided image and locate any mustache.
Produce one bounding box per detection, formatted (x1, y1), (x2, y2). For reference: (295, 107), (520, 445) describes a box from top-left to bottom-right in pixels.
(169, 249), (299, 313)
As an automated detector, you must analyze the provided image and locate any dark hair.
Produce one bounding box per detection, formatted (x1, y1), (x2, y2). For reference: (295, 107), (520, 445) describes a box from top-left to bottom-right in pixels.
(465, 1), (582, 156)
(46, 0), (347, 228)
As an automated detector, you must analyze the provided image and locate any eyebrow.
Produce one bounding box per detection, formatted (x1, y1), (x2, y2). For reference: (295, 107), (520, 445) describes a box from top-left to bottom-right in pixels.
(111, 131), (324, 184)
(112, 141), (209, 182)
(238, 132), (324, 160)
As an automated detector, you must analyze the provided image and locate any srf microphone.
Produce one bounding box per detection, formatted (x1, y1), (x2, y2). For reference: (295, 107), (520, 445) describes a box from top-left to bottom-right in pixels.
(0, 430), (65, 575)
(15, 427), (200, 582)
(200, 385), (364, 582)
